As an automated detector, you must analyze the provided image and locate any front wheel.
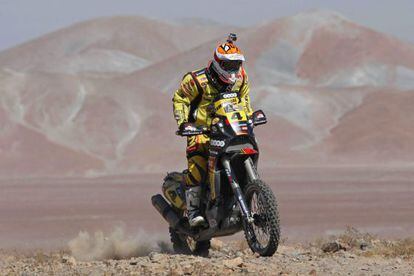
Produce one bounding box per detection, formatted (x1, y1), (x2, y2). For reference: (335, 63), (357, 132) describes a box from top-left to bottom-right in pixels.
(243, 179), (280, 256)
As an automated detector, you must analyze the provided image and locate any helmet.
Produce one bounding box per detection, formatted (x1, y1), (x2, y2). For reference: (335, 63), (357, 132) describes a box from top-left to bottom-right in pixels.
(211, 33), (245, 84)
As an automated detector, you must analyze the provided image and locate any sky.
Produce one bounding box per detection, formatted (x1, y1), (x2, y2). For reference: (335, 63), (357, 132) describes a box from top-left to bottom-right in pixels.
(1, 0), (414, 51)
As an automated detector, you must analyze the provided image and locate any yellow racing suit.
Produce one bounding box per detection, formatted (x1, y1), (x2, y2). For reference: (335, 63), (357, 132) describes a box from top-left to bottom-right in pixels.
(172, 67), (253, 187)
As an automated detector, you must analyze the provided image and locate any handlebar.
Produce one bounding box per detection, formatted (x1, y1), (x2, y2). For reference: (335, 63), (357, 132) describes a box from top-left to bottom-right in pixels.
(176, 110), (267, 137)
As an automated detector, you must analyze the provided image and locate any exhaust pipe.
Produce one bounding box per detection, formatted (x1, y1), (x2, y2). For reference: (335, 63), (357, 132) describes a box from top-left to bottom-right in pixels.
(151, 194), (181, 228)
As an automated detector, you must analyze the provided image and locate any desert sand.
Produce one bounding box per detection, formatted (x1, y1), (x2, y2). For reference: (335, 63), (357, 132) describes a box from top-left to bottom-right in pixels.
(1, 167), (413, 250)
(1, 231), (414, 275)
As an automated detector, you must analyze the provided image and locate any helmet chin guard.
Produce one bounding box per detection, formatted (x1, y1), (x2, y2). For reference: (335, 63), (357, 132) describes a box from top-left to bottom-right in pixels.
(212, 60), (241, 84)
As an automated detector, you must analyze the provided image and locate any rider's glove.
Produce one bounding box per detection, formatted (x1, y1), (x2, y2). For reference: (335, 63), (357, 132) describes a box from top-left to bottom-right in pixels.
(179, 122), (196, 133)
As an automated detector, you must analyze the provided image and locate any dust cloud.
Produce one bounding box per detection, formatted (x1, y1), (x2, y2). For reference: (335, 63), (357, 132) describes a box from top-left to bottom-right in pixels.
(68, 225), (171, 261)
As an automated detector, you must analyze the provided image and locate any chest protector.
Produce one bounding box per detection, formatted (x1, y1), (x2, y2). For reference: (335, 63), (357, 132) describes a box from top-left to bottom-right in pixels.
(187, 68), (246, 124)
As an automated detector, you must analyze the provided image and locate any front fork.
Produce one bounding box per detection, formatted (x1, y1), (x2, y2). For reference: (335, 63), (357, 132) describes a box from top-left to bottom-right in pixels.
(222, 157), (259, 224)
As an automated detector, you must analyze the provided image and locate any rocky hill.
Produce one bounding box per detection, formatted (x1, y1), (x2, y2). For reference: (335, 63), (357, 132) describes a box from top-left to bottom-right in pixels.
(1, 11), (414, 177)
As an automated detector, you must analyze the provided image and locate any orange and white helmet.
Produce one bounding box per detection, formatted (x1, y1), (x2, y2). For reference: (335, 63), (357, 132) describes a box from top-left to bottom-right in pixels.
(211, 33), (245, 84)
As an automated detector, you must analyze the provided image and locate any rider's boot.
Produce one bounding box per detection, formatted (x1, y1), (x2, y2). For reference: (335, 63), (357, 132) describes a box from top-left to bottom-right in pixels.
(185, 186), (206, 227)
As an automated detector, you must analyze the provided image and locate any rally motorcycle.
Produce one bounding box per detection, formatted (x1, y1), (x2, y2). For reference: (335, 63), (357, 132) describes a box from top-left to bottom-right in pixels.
(152, 92), (280, 257)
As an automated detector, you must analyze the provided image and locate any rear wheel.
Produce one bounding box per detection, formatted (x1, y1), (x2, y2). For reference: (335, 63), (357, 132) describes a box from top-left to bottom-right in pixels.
(169, 227), (210, 257)
(243, 179), (280, 256)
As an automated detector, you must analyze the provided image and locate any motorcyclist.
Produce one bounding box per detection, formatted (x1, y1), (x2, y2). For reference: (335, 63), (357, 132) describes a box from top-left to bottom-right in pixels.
(172, 34), (253, 227)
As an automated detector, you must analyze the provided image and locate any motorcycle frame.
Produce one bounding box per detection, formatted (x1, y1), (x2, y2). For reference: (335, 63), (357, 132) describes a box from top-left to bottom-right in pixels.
(189, 103), (263, 240)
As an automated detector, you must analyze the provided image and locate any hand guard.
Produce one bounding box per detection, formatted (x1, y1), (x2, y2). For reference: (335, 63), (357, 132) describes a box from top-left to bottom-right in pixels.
(177, 123), (208, 136)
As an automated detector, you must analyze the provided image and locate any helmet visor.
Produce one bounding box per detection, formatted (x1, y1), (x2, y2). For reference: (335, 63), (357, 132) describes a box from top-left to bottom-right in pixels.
(220, 60), (242, 73)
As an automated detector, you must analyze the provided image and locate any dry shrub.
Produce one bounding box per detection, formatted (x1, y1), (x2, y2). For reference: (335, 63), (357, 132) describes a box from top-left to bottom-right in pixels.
(309, 226), (376, 251)
(337, 227), (414, 258)
(314, 227), (414, 258)
(337, 226), (376, 249)
(368, 238), (414, 258)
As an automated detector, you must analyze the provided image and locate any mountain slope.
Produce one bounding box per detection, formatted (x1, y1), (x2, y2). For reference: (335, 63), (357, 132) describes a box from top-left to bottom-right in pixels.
(1, 11), (414, 177)
(0, 16), (236, 75)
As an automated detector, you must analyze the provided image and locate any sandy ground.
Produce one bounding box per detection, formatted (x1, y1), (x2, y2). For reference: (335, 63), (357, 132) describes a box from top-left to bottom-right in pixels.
(1, 240), (414, 275)
(1, 166), (413, 251)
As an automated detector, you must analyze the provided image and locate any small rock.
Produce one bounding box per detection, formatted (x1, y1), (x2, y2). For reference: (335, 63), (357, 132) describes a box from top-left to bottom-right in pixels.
(359, 241), (369, 251)
(129, 261), (137, 266)
(223, 257), (243, 267)
(61, 255), (76, 266)
(235, 251), (244, 257)
(210, 238), (224, 251)
(321, 241), (346, 253)
(243, 249), (251, 255)
(337, 251), (356, 259)
(182, 264), (193, 274)
(346, 252), (356, 259)
(149, 252), (163, 263)
(171, 267), (184, 276)
(309, 269), (317, 276)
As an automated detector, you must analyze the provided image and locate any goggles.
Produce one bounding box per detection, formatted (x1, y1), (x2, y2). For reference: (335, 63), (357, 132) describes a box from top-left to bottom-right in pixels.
(219, 60), (242, 73)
